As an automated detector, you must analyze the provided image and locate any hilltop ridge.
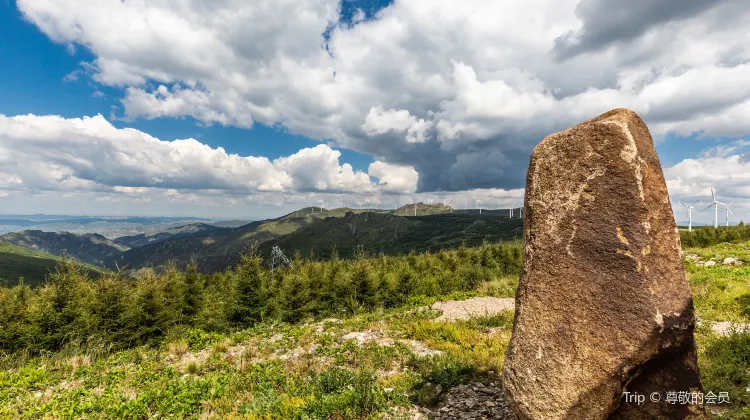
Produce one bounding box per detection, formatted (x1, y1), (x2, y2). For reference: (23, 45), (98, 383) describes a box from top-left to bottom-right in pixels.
(0, 230), (125, 265)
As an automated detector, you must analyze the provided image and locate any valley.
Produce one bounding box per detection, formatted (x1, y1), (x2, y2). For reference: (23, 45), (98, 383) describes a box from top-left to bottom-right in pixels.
(0, 205), (524, 281)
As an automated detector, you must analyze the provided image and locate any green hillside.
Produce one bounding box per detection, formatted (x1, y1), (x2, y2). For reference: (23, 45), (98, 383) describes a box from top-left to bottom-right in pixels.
(110, 209), (523, 273)
(114, 222), (227, 248)
(0, 230), (126, 265)
(0, 243), (104, 287)
(261, 211), (524, 260)
(1, 241), (748, 418)
(392, 202), (453, 216)
(109, 208), (378, 273)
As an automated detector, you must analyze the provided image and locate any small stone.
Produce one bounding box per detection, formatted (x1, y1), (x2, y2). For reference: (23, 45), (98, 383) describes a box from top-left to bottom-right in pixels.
(723, 257), (739, 266)
(485, 401), (497, 407)
(704, 261), (716, 267)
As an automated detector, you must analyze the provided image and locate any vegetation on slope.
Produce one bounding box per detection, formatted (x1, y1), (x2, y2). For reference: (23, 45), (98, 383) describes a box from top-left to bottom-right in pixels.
(0, 243), (105, 287)
(107, 221), (277, 273)
(0, 230), (125, 265)
(0, 243), (750, 419)
(684, 242), (750, 417)
(0, 241), (748, 418)
(262, 212), (523, 260)
(113, 223), (227, 248)
(680, 222), (750, 247)
(108, 209), (351, 272)
(109, 210), (523, 274)
(1, 242), (523, 355)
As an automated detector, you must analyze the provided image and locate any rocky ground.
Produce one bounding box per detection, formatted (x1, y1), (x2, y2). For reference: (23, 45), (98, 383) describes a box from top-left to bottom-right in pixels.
(432, 297), (515, 322)
(420, 377), (516, 419)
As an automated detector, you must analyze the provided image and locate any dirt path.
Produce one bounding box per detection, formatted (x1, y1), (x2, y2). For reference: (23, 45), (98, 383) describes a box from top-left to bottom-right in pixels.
(432, 296), (515, 322)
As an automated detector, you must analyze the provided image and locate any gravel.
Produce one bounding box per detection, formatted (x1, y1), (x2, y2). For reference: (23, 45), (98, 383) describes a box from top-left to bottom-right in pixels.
(432, 297), (515, 322)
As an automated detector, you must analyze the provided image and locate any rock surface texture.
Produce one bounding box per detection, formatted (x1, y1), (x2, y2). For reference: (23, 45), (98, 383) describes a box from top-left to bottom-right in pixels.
(501, 109), (704, 419)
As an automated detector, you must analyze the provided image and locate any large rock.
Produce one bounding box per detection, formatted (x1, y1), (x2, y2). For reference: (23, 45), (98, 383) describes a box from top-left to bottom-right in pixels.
(502, 109), (704, 419)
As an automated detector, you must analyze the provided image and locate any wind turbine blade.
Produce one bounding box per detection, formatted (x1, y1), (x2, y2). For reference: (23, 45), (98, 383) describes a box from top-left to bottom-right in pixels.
(691, 200), (700, 207)
(700, 204), (715, 212)
(680, 201), (688, 208)
(711, 187), (715, 201)
(728, 209), (734, 215)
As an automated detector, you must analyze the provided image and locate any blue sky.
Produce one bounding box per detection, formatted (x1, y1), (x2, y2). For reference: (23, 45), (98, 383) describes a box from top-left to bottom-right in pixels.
(1, 0), (749, 221)
(0, 2), (373, 168)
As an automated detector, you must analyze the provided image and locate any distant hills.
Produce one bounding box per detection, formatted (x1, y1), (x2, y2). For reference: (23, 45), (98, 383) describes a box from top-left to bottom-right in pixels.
(0, 214), (253, 238)
(0, 230), (126, 265)
(109, 205), (523, 273)
(1, 204), (524, 278)
(259, 211), (523, 260)
(114, 223), (226, 248)
(0, 242), (105, 287)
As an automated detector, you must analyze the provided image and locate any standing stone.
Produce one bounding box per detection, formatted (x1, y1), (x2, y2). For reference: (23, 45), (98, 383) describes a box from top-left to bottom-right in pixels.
(502, 109), (704, 419)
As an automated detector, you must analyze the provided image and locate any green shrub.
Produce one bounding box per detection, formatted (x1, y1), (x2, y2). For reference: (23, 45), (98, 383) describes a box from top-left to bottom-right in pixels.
(0, 242), (523, 356)
(699, 332), (750, 409)
(680, 225), (750, 248)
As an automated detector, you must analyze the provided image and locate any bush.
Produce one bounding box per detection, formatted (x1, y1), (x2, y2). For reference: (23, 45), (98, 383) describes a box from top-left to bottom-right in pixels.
(680, 225), (750, 248)
(0, 242), (523, 356)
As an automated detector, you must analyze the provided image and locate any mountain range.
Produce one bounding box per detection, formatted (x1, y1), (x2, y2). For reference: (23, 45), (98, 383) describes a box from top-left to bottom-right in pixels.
(0, 204), (524, 281)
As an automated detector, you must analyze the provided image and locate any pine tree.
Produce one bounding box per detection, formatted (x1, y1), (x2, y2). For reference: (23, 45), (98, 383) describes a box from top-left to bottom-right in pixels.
(231, 248), (266, 326)
(183, 257), (203, 319)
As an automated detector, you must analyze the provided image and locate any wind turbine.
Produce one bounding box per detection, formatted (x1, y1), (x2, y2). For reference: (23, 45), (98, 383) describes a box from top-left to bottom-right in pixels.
(724, 204), (734, 227)
(411, 197), (417, 216)
(509, 204), (514, 218)
(678, 200), (700, 232)
(700, 188), (729, 228)
(476, 199), (481, 214)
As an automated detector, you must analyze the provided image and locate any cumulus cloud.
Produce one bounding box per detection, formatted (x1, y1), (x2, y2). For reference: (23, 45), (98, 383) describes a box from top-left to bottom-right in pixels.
(0, 113), (381, 196)
(368, 161), (418, 194)
(362, 106), (429, 143)
(274, 145), (374, 193)
(665, 142), (750, 199)
(552, 0), (730, 59)
(664, 139), (750, 223)
(14, 0), (750, 196)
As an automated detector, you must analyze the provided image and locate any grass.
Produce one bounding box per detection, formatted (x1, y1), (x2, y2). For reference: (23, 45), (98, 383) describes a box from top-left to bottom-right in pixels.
(0, 303), (516, 419)
(684, 241), (750, 418)
(0, 242), (748, 418)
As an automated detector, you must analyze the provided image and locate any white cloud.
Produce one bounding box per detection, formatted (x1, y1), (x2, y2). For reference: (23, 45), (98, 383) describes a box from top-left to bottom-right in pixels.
(368, 161), (418, 194)
(14, 0), (750, 195)
(122, 85), (255, 128)
(665, 140), (750, 223)
(274, 145), (374, 193)
(362, 106), (429, 143)
(0, 113), (383, 197)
